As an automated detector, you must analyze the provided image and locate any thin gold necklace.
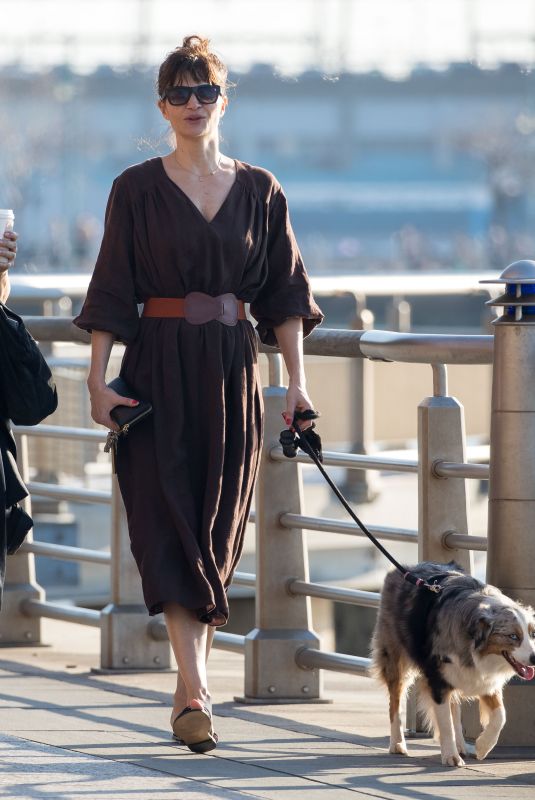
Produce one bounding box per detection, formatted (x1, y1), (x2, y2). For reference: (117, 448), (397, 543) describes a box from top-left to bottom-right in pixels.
(174, 150), (221, 181)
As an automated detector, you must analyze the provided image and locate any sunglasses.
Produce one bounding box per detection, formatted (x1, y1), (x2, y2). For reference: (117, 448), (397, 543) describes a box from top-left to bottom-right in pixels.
(162, 84), (221, 106)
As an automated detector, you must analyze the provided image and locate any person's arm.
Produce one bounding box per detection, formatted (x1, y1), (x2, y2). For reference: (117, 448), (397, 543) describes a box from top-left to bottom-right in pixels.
(273, 317), (314, 427)
(87, 330), (139, 431)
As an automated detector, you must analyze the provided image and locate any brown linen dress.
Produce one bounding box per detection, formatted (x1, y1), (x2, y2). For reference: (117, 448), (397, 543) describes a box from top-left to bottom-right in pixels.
(74, 157), (323, 624)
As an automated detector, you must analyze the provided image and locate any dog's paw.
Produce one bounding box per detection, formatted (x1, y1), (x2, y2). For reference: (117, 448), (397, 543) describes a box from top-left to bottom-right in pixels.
(462, 742), (477, 759)
(455, 737), (468, 757)
(389, 742), (409, 756)
(441, 751), (465, 767)
(475, 737), (492, 761)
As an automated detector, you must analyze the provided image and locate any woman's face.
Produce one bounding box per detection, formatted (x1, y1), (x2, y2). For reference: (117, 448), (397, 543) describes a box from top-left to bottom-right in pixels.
(158, 74), (227, 142)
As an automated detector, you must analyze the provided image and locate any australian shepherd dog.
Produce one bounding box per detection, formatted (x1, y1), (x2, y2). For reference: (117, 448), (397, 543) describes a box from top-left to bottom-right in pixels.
(371, 561), (535, 766)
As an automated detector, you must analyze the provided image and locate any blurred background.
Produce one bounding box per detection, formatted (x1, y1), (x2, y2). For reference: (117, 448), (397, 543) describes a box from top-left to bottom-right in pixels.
(3, 0), (535, 276)
(2, 0), (531, 643)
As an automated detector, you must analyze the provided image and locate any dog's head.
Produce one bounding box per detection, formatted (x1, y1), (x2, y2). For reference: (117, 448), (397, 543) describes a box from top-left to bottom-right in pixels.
(473, 599), (535, 680)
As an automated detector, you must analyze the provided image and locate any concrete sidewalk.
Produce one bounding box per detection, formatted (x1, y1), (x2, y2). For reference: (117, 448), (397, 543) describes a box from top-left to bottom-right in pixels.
(0, 619), (534, 800)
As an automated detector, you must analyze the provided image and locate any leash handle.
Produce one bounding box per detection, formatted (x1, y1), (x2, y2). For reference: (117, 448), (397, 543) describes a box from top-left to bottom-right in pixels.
(291, 417), (442, 595)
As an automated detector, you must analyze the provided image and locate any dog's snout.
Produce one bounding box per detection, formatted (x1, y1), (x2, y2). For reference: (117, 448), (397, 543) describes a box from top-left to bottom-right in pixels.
(530, 654), (535, 665)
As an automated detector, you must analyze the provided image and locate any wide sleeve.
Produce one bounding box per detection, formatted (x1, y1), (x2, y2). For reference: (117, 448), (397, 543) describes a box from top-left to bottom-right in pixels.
(73, 176), (139, 344)
(250, 188), (323, 347)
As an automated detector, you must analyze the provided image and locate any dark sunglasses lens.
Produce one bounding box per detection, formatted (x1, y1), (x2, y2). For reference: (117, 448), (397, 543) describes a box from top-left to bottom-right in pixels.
(196, 85), (220, 103)
(165, 87), (190, 105)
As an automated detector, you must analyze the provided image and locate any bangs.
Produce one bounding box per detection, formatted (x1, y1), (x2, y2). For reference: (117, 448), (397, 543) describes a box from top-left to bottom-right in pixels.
(162, 57), (223, 95)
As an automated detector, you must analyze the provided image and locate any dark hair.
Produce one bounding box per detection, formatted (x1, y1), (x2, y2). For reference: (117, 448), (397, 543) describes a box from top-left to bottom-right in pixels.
(157, 35), (228, 98)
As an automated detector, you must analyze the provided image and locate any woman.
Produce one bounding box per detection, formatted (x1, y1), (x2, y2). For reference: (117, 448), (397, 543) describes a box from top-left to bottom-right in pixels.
(74, 35), (323, 753)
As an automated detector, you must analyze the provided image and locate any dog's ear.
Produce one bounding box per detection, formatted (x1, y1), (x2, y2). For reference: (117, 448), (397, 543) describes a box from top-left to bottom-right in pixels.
(472, 607), (495, 649)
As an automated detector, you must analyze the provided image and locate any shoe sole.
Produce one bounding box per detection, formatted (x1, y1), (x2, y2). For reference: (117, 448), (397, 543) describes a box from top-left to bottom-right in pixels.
(172, 708), (217, 753)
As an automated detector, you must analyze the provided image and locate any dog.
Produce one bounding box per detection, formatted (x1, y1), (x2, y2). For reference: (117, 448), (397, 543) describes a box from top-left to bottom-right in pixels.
(371, 561), (535, 767)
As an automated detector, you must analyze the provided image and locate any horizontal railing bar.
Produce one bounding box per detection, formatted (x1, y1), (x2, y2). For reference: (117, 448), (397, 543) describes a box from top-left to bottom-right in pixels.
(21, 599), (101, 627)
(13, 424), (107, 442)
(280, 513), (418, 543)
(358, 330), (493, 365)
(20, 541), (111, 564)
(147, 617), (245, 653)
(434, 461), (490, 479)
(212, 632), (246, 653)
(289, 579), (380, 608)
(296, 647), (371, 676)
(28, 318), (494, 366)
(270, 447), (418, 473)
(443, 532), (488, 552)
(27, 481), (111, 504)
(26, 317), (91, 343)
(232, 571), (256, 588)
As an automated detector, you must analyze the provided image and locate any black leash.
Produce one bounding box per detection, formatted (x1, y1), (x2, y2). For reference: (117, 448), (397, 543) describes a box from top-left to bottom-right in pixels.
(281, 411), (442, 595)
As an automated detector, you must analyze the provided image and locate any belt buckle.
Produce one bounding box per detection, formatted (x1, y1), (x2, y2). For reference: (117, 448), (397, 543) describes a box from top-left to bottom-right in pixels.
(184, 292), (239, 325)
(219, 293), (238, 326)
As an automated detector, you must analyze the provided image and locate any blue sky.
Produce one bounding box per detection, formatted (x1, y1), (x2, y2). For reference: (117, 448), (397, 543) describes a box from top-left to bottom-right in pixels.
(3, 0), (535, 76)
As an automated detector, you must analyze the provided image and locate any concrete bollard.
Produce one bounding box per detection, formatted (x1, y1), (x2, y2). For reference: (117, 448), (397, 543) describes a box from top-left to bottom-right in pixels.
(478, 260), (535, 745)
(243, 355), (322, 702)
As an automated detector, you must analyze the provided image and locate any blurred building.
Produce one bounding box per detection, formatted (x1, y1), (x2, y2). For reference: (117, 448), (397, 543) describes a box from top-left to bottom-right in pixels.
(2, 61), (535, 273)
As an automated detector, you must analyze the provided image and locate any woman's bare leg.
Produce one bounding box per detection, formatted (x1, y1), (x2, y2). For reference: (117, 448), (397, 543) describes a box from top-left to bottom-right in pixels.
(164, 603), (216, 722)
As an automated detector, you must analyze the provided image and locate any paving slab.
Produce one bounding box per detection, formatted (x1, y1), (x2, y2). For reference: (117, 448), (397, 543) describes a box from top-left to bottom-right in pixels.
(0, 619), (534, 800)
(0, 732), (259, 800)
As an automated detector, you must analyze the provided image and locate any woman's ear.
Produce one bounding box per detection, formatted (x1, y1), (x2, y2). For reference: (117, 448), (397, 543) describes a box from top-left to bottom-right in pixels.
(219, 95), (229, 118)
(158, 99), (168, 120)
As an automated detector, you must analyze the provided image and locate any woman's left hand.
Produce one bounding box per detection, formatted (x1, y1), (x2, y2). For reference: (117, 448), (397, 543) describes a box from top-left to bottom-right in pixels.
(0, 231), (18, 271)
(282, 381), (315, 430)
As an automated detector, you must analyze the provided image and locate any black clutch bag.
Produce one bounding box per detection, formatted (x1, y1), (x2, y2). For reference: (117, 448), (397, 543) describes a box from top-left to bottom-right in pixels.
(104, 377), (152, 468)
(107, 376), (152, 431)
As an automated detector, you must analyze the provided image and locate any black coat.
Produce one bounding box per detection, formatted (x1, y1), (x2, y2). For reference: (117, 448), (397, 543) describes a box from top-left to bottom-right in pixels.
(0, 416), (32, 604)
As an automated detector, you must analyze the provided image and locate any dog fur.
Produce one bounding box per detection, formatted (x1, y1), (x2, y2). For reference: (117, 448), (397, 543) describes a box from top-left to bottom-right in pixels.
(371, 561), (535, 766)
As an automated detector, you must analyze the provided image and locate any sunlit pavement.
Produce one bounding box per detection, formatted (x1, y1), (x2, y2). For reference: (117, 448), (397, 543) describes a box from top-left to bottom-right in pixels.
(0, 618), (533, 800)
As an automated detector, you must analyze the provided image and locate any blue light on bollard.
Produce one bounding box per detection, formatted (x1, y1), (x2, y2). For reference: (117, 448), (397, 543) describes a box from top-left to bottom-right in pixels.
(482, 259), (535, 322)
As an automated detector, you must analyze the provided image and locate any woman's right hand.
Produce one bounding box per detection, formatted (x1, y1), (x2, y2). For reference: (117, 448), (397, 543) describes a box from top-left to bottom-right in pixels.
(88, 383), (139, 431)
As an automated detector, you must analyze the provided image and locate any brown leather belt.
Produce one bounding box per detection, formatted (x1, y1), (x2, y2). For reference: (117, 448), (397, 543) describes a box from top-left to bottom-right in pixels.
(142, 292), (246, 326)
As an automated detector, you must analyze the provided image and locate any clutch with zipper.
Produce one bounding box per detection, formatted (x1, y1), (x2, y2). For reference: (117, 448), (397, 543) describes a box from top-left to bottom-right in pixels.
(104, 376), (152, 469)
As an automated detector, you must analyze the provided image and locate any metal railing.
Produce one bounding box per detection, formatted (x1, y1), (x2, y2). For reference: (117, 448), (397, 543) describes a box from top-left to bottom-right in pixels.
(4, 266), (535, 746)
(5, 320), (495, 675)
(4, 318), (491, 676)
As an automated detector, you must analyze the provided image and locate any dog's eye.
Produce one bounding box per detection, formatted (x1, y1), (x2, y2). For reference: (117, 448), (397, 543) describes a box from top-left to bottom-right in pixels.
(509, 633), (520, 641)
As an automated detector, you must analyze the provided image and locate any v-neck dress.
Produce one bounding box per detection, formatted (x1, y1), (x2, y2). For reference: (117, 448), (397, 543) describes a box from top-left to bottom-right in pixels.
(74, 157), (323, 624)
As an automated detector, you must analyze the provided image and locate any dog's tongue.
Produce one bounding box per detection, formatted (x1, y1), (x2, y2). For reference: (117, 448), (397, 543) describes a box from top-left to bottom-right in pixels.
(518, 664), (535, 681)
(503, 651), (535, 680)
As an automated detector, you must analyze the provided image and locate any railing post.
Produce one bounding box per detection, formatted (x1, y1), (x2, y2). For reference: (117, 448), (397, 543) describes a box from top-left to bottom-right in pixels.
(417, 364), (473, 571)
(243, 354), (322, 702)
(343, 295), (380, 502)
(408, 364), (472, 735)
(0, 434), (44, 645)
(482, 260), (535, 745)
(99, 476), (170, 670)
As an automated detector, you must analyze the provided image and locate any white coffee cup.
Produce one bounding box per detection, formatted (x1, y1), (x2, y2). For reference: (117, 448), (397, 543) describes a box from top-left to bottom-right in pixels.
(0, 209), (14, 236)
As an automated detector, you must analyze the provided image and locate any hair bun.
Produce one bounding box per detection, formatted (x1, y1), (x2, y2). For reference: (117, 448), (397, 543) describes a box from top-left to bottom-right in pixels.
(181, 35), (210, 55)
